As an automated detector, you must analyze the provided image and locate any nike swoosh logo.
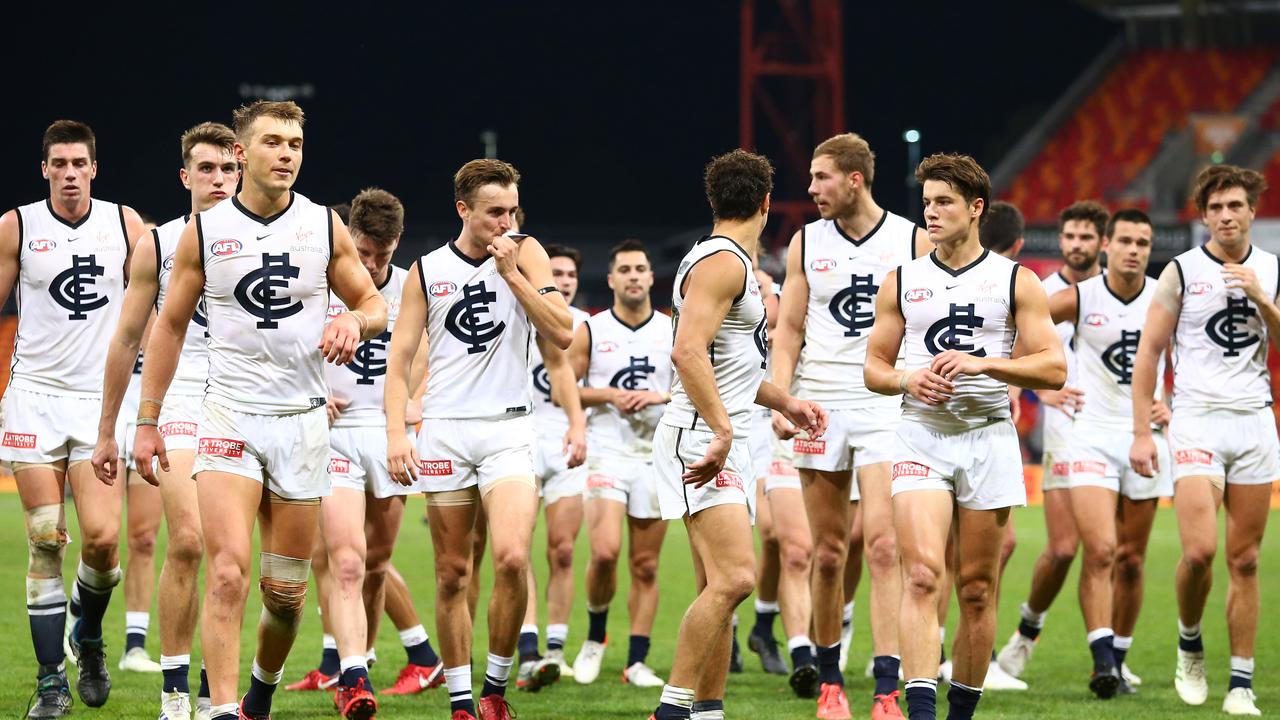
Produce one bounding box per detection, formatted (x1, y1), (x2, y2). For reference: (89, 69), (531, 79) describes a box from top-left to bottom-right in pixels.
(256, 234), (272, 241)
(945, 284), (960, 290)
(67, 237), (80, 242)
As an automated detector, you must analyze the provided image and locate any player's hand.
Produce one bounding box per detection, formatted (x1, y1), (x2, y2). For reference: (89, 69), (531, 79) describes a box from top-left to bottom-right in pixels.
(388, 432), (421, 486)
(91, 433), (120, 486)
(930, 350), (989, 382)
(326, 396), (350, 427)
(488, 233), (522, 280)
(1223, 263), (1266, 304)
(1151, 399), (1171, 428)
(133, 425), (167, 487)
(404, 398), (423, 426)
(1037, 386), (1084, 413)
(683, 432), (731, 488)
(781, 397), (827, 439)
(320, 312), (362, 365)
(1128, 432), (1159, 478)
(903, 368), (954, 406)
(1009, 386), (1023, 425)
(563, 424), (587, 468)
(771, 409), (798, 440)
(618, 390), (666, 413)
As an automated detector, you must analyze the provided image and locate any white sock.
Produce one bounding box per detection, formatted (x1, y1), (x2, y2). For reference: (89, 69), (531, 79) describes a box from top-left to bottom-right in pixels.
(444, 666), (472, 706)
(755, 599), (780, 614)
(339, 655), (367, 674)
(547, 623), (569, 647)
(322, 633), (337, 650)
(1178, 620), (1201, 641)
(843, 601), (854, 625)
(520, 623), (539, 636)
(211, 702), (238, 717)
(125, 611), (149, 635)
(1113, 635), (1133, 652)
(1086, 627), (1114, 645)
(484, 653), (514, 687)
(787, 635), (814, 652)
(160, 654), (190, 670)
(1020, 602), (1046, 627)
(1231, 656), (1255, 683)
(939, 627), (947, 644)
(251, 660), (282, 685)
(659, 684), (695, 708)
(399, 624), (428, 647)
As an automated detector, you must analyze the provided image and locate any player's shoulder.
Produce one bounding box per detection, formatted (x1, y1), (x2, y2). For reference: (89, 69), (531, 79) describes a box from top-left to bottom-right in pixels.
(651, 309), (674, 329)
(587, 307), (613, 327)
(570, 305), (591, 323)
(1247, 243), (1279, 265)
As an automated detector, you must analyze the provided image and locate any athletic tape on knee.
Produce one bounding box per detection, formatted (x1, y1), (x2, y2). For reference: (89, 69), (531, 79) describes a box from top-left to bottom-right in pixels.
(26, 505), (68, 576)
(76, 559), (122, 591)
(26, 576), (66, 607)
(259, 552), (310, 631)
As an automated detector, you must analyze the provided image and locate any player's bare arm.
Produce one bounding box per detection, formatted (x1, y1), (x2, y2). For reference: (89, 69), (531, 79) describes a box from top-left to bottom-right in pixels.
(1129, 263), (1181, 477)
(864, 268), (953, 405)
(1047, 286), (1078, 326)
(119, 205), (147, 284)
(770, 229), (808, 437)
(540, 332), (587, 467)
(568, 323), (610, 407)
(405, 333), (429, 426)
(931, 266), (1066, 389)
(1222, 261), (1280, 351)
(492, 234), (572, 348)
(0, 211), (20, 314)
(92, 231), (161, 484)
(385, 260), (427, 485)
(325, 211), (388, 364)
(754, 380), (827, 439)
(134, 219), (204, 485)
(671, 252), (742, 487)
(1040, 286), (1085, 413)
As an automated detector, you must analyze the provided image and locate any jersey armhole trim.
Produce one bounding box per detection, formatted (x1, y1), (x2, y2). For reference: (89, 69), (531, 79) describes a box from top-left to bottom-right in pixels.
(583, 321), (594, 379)
(677, 249), (743, 302)
(151, 228), (162, 284)
(117, 205), (129, 255)
(1273, 255), (1279, 302)
(909, 225), (918, 259)
(195, 214), (206, 271)
(14, 208), (23, 264)
(1073, 284), (1081, 329)
(800, 224), (806, 269)
(416, 259), (428, 299)
(327, 209), (335, 258)
(895, 266), (904, 319)
(1009, 263), (1021, 319)
(1172, 259), (1184, 296)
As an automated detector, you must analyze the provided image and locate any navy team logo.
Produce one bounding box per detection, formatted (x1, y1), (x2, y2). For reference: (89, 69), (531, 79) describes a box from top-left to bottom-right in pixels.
(828, 273), (878, 337)
(1101, 329), (1140, 384)
(753, 318), (768, 367)
(532, 363), (552, 399)
(924, 303), (986, 356)
(445, 281), (505, 354)
(51, 254), (108, 320)
(609, 356), (655, 390)
(234, 252), (303, 329)
(347, 330), (392, 385)
(1206, 296), (1259, 357)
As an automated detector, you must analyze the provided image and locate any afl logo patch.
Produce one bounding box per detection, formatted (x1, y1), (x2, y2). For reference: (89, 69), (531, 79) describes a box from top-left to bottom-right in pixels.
(327, 304), (347, 318)
(28, 239), (55, 253)
(430, 281), (457, 297)
(1084, 313), (1108, 327)
(211, 239), (242, 256)
(596, 341), (619, 353)
(905, 288), (933, 303)
(809, 258), (836, 272)
(1188, 281), (1212, 296)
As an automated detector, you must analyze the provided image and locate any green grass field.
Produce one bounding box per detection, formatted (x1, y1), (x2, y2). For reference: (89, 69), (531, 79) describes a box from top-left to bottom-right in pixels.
(0, 493), (1276, 719)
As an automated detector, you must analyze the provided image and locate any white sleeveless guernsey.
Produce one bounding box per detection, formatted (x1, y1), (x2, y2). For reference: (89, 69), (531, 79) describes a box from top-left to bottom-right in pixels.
(325, 265), (405, 428)
(196, 192), (332, 415)
(11, 198), (129, 396)
(1073, 273), (1162, 429)
(420, 239), (533, 420)
(661, 236), (767, 439)
(798, 211), (916, 409)
(529, 305), (591, 435)
(585, 308), (674, 456)
(154, 214), (210, 398)
(899, 249), (1019, 432)
(1039, 271), (1078, 448)
(1169, 244), (1279, 411)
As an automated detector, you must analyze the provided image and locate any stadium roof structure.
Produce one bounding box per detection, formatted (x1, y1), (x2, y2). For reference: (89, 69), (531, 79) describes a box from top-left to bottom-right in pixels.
(1075, 0), (1280, 46)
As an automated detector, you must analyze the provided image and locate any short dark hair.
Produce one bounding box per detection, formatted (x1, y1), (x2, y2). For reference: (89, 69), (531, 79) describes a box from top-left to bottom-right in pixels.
(704, 149), (774, 221)
(43, 120), (96, 162)
(180, 122), (236, 167)
(1192, 164), (1268, 213)
(1059, 200), (1109, 238)
(915, 153), (991, 220)
(979, 201), (1025, 254)
(1106, 208), (1153, 238)
(330, 203), (351, 224)
(608, 239), (650, 270)
(544, 243), (581, 270)
(232, 101), (305, 142)
(349, 188), (404, 246)
(454, 159), (520, 206)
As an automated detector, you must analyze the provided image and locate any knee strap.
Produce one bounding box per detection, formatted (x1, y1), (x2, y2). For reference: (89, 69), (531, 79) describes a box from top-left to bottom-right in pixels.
(26, 505), (68, 577)
(259, 552), (310, 631)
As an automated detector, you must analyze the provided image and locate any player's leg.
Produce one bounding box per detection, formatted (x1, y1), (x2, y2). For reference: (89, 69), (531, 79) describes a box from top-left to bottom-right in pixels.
(194, 472), (263, 712)
(243, 495), (323, 718)
(468, 504), (487, 620)
(655, 504), (756, 719)
(378, 559), (444, 695)
(66, 459), (125, 707)
(320, 486), (373, 700)
(574, 496), (625, 683)
(120, 475), (162, 671)
(427, 490), (482, 717)
(479, 478), (539, 714)
(801, 468), (854, 693)
(749, 477), (787, 675)
(859, 461), (905, 705)
(1222, 482), (1271, 711)
(996, 487), (1076, 678)
(1069, 484), (1121, 697)
(543, 492), (583, 672)
(767, 485), (817, 695)
(1171, 474), (1220, 706)
(894, 488), (953, 720)
(154, 449), (209, 715)
(622, 515), (668, 686)
(945, 506), (1012, 720)
(1112, 495), (1158, 691)
(285, 531), (338, 690)
(18, 466), (76, 715)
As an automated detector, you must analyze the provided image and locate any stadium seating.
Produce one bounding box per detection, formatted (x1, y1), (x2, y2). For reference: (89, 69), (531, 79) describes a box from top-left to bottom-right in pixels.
(1004, 49), (1277, 224)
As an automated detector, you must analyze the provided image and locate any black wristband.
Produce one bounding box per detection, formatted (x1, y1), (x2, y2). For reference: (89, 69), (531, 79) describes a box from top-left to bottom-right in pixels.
(538, 286), (557, 295)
